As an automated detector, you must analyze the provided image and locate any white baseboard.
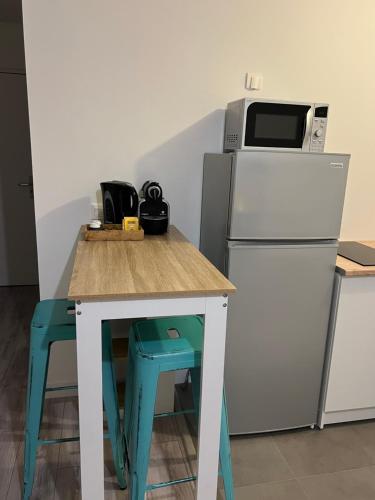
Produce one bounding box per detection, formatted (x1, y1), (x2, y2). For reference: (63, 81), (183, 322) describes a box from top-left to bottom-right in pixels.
(319, 407), (375, 428)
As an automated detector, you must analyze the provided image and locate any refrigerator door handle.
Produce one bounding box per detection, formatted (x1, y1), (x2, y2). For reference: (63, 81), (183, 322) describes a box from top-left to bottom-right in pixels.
(228, 240), (338, 250)
(302, 106), (313, 151)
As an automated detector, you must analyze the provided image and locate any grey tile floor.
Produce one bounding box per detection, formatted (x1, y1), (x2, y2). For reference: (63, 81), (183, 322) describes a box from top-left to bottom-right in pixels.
(1, 286), (375, 499)
(218, 424), (375, 499)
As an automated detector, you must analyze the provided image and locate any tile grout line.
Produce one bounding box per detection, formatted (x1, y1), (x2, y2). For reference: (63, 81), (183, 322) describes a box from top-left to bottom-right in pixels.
(147, 436), (196, 499)
(175, 437), (197, 495)
(233, 476), (308, 490)
(270, 434), (298, 479)
(270, 432), (375, 487)
(53, 399), (67, 500)
(38, 399), (65, 500)
(5, 437), (23, 500)
(295, 463), (375, 481)
(295, 476), (312, 499)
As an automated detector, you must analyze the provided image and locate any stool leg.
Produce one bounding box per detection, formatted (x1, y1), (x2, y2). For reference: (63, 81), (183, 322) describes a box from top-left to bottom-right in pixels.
(191, 368), (234, 500)
(102, 328), (126, 490)
(23, 334), (50, 500)
(124, 340), (136, 448)
(129, 362), (159, 500)
(219, 393), (234, 500)
(190, 368), (201, 425)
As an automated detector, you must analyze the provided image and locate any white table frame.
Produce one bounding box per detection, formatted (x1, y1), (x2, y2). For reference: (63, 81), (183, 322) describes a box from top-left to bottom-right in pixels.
(75, 294), (228, 500)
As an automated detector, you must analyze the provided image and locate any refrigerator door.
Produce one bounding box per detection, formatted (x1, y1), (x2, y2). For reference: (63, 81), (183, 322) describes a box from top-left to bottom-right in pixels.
(225, 241), (338, 434)
(229, 151), (349, 240)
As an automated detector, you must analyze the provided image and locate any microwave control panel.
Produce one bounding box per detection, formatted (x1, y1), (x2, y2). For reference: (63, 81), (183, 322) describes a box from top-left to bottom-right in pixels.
(310, 104), (328, 153)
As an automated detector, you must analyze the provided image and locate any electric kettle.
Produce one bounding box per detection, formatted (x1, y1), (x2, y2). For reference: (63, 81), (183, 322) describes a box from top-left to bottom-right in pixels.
(100, 181), (138, 224)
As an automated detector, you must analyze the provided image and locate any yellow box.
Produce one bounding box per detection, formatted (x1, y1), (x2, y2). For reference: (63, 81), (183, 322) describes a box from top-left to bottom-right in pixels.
(122, 217), (139, 231)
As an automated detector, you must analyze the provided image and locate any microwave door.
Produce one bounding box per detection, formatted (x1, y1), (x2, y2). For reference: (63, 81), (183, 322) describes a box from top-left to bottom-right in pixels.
(244, 102), (312, 150)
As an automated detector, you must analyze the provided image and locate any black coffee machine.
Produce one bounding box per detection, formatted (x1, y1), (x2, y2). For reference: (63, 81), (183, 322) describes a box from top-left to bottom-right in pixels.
(139, 181), (169, 234)
(100, 181), (138, 223)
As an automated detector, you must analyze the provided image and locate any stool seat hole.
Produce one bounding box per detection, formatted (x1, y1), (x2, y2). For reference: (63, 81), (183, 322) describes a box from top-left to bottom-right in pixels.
(166, 328), (180, 339)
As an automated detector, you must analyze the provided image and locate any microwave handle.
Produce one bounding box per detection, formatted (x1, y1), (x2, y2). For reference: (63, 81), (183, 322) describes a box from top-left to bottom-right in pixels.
(302, 106), (313, 151)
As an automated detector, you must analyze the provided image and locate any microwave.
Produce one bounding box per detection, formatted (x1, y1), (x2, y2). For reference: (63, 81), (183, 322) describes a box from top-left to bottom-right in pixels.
(224, 98), (328, 153)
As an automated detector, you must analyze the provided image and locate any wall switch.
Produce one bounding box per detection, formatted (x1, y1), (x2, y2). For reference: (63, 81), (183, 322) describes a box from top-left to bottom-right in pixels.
(245, 73), (263, 91)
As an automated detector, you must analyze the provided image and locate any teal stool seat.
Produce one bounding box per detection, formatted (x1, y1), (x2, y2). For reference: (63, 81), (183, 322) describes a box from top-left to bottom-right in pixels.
(23, 299), (126, 499)
(124, 316), (234, 500)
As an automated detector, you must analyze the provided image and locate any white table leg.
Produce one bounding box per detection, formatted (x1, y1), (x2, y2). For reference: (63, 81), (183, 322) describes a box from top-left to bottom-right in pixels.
(196, 295), (228, 499)
(75, 303), (104, 500)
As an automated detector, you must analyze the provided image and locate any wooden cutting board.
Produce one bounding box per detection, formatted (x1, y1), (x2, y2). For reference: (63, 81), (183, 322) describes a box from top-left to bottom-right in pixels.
(84, 224), (144, 241)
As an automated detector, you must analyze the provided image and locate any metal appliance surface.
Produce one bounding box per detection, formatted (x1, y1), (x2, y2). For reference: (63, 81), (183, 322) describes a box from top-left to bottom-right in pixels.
(228, 151), (348, 240)
(200, 150), (350, 434)
(224, 98), (328, 153)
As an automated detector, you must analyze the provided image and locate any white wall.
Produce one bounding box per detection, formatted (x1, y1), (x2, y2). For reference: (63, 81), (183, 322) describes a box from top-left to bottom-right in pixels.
(23, 0), (375, 300)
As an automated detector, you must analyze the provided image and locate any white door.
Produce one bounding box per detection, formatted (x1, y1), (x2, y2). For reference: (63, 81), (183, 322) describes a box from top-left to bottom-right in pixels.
(0, 73), (38, 285)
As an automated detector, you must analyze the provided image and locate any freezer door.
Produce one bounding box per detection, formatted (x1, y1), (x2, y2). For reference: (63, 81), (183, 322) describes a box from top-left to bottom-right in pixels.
(225, 241), (337, 434)
(229, 151), (349, 240)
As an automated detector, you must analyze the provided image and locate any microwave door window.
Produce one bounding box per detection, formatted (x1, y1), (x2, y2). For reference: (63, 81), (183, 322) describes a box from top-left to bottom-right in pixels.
(255, 114), (298, 140)
(245, 103), (311, 148)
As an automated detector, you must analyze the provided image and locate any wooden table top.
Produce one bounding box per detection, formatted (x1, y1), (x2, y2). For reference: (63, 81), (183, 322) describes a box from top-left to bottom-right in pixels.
(336, 241), (375, 277)
(68, 226), (236, 300)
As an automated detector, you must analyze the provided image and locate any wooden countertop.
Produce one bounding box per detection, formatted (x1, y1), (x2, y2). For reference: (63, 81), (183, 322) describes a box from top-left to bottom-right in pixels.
(68, 225), (236, 301)
(336, 241), (375, 277)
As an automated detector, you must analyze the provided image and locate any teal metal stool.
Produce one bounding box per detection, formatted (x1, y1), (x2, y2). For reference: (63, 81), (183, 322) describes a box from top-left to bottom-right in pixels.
(124, 315), (234, 500)
(23, 299), (126, 500)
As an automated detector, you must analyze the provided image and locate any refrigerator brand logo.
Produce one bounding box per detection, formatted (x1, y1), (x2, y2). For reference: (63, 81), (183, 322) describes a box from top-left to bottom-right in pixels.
(330, 162), (344, 169)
